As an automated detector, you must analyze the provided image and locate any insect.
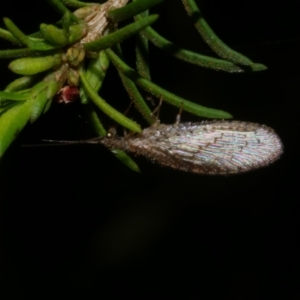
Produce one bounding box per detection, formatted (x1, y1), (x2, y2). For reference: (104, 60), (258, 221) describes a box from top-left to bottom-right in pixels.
(48, 120), (283, 175)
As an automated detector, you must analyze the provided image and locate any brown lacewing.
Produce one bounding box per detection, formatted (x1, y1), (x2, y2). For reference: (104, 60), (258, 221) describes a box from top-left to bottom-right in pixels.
(45, 120), (283, 175)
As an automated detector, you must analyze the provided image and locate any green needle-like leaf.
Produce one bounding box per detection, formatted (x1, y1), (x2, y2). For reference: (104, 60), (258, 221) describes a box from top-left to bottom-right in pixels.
(182, 0), (256, 66)
(79, 69), (142, 133)
(30, 80), (58, 122)
(136, 15), (266, 72)
(80, 51), (109, 104)
(4, 76), (38, 92)
(111, 149), (141, 173)
(106, 49), (232, 119)
(118, 71), (156, 125)
(3, 17), (30, 46)
(0, 91), (29, 101)
(114, 44), (155, 124)
(9, 54), (62, 75)
(0, 100), (33, 158)
(3, 18), (60, 51)
(108, 0), (163, 22)
(84, 14), (159, 52)
(84, 103), (106, 137)
(135, 11), (151, 79)
(0, 27), (20, 44)
(0, 48), (43, 59)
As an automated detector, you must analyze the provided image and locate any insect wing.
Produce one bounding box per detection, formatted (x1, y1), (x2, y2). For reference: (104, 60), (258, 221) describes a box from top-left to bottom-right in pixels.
(126, 121), (283, 174)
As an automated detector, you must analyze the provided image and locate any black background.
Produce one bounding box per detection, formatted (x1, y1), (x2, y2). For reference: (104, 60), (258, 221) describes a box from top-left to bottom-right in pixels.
(0, 0), (299, 299)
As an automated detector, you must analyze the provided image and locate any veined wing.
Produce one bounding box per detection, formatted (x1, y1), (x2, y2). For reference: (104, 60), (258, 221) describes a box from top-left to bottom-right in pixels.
(123, 121), (283, 174)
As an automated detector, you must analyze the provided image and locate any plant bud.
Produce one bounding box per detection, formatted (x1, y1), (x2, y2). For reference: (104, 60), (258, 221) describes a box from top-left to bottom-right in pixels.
(40, 24), (68, 46)
(66, 46), (85, 67)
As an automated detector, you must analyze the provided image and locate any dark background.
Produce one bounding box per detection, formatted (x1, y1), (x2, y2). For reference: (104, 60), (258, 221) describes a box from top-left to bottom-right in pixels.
(0, 0), (299, 299)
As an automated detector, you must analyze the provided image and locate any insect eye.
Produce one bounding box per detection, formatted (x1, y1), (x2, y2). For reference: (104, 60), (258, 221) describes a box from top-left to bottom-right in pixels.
(106, 127), (117, 138)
